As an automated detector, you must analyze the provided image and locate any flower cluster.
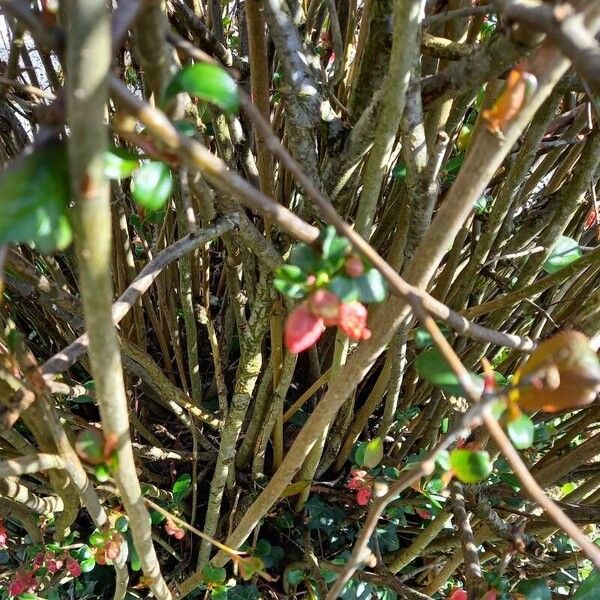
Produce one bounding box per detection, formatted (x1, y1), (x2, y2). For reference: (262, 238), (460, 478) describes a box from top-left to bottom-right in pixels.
(346, 469), (373, 506)
(8, 551), (81, 597)
(275, 227), (387, 354)
(89, 527), (125, 565)
(164, 518), (186, 540)
(285, 290), (371, 354)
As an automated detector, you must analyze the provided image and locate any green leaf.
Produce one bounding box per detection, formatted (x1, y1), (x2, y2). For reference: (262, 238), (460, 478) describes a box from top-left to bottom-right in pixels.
(450, 449), (493, 483)
(150, 510), (166, 525)
(320, 225), (350, 264)
(274, 264), (305, 283)
(415, 348), (482, 397)
(515, 579), (552, 600)
(103, 147), (139, 180)
(362, 437), (384, 469)
(131, 161), (173, 211)
(328, 275), (360, 302)
(173, 119), (197, 137)
(287, 569), (305, 587)
(88, 531), (105, 547)
(128, 538), (141, 572)
(289, 243), (319, 273)
(115, 516), (129, 533)
(280, 480), (311, 498)
(572, 568), (600, 599)
(354, 441), (367, 466)
(201, 564), (227, 585)
(435, 450), (451, 472)
(475, 194), (491, 214)
(172, 473), (192, 500)
(354, 269), (387, 303)
(274, 279), (307, 299)
(392, 162), (407, 180)
(414, 323), (451, 349)
(507, 414), (535, 449)
(79, 557), (96, 573)
(165, 63), (239, 114)
(75, 429), (104, 465)
(0, 143), (72, 253)
(543, 235), (582, 274)
(94, 464), (110, 482)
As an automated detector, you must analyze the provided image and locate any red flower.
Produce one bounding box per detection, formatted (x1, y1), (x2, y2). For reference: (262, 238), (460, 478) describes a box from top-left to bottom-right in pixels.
(9, 571), (37, 597)
(338, 302), (371, 341)
(164, 519), (186, 540)
(66, 555), (82, 578)
(345, 256), (364, 278)
(309, 290), (340, 326)
(447, 588), (468, 600)
(284, 303), (324, 353)
(0, 519), (7, 548)
(483, 592), (497, 600)
(356, 487), (372, 506)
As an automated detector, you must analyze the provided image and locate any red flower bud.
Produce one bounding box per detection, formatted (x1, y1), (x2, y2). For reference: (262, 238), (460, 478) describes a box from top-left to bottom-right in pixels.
(356, 487), (372, 506)
(338, 302), (371, 341)
(344, 256), (364, 278)
(164, 519), (186, 540)
(284, 303), (324, 353)
(309, 290), (340, 326)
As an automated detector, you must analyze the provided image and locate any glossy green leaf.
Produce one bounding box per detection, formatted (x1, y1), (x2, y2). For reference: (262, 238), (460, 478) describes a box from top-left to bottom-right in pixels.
(450, 449), (493, 483)
(328, 275), (360, 303)
(320, 225), (350, 266)
(115, 516), (129, 533)
(287, 569), (305, 587)
(201, 564), (227, 585)
(274, 279), (307, 299)
(165, 63), (239, 114)
(275, 264), (305, 283)
(172, 473), (192, 499)
(571, 568), (600, 600)
(79, 557), (96, 573)
(94, 464), (110, 483)
(289, 243), (319, 273)
(414, 323), (452, 349)
(0, 143), (72, 253)
(515, 578), (552, 600)
(362, 437), (384, 469)
(131, 161), (173, 211)
(392, 163), (407, 180)
(353, 268), (387, 303)
(103, 147), (139, 180)
(543, 236), (582, 274)
(88, 531), (105, 547)
(415, 348), (482, 397)
(507, 414), (535, 449)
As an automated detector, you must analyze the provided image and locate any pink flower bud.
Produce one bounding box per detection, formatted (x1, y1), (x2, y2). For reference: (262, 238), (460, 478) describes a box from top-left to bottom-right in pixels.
(356, 487), (372, 506)
(284, 303), (325, 353)
(338, 302), (371, 341)
(309, 290), (340, 326)
(345, 257), (364, 278)
(45, 554), (63, 574)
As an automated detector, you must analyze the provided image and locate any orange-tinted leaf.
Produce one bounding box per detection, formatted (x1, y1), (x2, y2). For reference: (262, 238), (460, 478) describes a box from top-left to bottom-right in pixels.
(510, 331), (600, 413)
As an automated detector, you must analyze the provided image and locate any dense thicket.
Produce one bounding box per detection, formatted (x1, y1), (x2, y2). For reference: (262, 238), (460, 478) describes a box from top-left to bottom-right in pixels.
(1, 1), (600, 599)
